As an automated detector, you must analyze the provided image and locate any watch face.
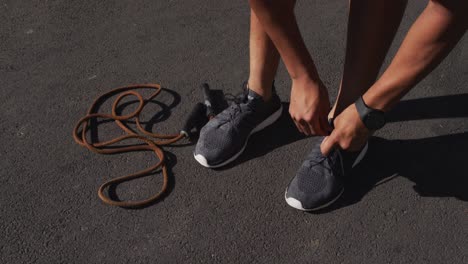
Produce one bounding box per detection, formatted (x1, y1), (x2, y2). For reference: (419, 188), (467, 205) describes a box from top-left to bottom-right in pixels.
(366, 111), (386, 130)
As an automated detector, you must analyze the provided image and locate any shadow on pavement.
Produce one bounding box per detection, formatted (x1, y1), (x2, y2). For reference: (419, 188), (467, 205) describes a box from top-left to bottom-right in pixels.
(317, 132), (468, 213)
(88, 87), (183, 144)
(86, 87), (468, 210)
(218, 102), (307, 170)
(386, 93), (468, 122)
(316, 94), (468, 213)
(220, 93), (468, 211)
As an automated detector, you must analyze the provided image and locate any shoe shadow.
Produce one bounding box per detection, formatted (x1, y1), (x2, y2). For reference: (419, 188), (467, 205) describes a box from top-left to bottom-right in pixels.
(211, 93), (468, 211)
(315, 132), (468, 213)
(311, 93), (468, 213)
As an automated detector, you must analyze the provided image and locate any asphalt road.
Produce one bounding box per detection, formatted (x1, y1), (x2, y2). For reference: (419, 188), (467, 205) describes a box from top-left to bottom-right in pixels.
(1, 1), (467, 263)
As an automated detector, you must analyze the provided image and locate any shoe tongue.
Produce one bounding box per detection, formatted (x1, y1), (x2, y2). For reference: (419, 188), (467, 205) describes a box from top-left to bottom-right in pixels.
(247, 89), (263, 101)
(310, 136), (330, 159)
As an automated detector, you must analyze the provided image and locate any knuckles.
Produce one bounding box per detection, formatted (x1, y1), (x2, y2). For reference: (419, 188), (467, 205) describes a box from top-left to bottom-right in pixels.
(288, 112), (315, 123)
(333, 131), (351, 150)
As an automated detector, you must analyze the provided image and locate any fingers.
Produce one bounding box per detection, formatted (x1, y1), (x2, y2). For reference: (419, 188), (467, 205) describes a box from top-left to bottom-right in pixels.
(320, 134), (337, 156)
(314, 114), (331, 136)
(290, 108), (332, 136)
(309, 118), (321, 136)
(293, 118), (311, 135)
(292, 118), (304, 134)
(300, 120), (313, 135)
(308, 113), (332, 136)
(292, 116), (330, 136)
(312, 105), (333, 136)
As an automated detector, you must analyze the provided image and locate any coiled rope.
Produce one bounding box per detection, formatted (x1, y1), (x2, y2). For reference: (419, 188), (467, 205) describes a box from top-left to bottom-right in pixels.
(73, 84), (186, 208)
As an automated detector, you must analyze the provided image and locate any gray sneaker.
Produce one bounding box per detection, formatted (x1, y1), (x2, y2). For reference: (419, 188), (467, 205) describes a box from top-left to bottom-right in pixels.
(194, 85), (282, 168)
(285, 137), (368, 211)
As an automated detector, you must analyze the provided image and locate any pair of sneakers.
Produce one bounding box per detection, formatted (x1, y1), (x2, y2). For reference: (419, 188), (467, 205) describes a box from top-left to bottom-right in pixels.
(194, 83), (367, 211)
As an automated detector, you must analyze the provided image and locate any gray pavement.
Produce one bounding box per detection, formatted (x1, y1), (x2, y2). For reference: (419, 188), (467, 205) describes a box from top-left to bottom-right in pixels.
(1, 1), (467, 263)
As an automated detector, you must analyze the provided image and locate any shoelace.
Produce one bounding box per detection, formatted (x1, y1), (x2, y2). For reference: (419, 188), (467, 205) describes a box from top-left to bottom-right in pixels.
(305, 152), (335, 173)
(218, 86), (251, 123)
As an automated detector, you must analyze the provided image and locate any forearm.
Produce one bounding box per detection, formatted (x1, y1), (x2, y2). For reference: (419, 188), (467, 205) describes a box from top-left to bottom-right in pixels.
(248, 0), (320, 83)
(363, 0), (467, 112)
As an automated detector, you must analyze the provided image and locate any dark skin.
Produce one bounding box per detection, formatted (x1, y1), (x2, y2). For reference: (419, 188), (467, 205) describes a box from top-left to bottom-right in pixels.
(246, 0), (467, 155)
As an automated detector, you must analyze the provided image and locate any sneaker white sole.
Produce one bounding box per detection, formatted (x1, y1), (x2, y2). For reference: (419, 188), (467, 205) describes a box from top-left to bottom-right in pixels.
(284, 141), (368, 211)
(194, 104), (283, 168)
(284, 188), (344, 212)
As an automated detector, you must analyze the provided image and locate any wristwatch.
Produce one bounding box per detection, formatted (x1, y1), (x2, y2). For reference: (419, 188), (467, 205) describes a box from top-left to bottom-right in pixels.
(355, 96), (386, 130)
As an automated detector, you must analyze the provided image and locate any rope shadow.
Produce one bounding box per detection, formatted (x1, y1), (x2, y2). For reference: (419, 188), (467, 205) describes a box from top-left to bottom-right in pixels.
(88, 87), (182, 144)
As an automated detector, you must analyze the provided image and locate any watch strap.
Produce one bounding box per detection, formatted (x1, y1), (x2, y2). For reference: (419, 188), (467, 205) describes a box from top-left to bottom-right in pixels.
(355, 96), (386, 130)
(355, 96), (372, 123)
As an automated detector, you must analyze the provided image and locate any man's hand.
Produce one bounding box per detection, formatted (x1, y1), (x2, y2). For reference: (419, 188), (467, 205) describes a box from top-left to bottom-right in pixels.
(320, 103), (371, 155)
(289, 78), (332, 136)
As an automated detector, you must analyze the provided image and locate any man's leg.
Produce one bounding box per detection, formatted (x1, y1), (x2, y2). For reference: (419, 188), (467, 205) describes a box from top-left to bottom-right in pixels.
(284, 0), (406, 211)
(249, 0), (332, 135)
(193, 6), (289, 168)
(248, 9), (281, 102)
(330, 0), (408, 118)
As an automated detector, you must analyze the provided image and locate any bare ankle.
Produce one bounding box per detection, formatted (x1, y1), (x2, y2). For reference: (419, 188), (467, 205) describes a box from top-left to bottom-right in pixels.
(247, 79), (273, 101)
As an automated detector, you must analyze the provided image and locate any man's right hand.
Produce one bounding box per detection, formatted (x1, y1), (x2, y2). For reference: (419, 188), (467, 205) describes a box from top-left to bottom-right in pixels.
(289, 77), (332, 136)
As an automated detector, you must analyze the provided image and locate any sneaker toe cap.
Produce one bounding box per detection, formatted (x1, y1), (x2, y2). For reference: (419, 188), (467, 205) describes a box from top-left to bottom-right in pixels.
(285, 168), (343, 211)
(194, 125), (239, 166)
(194, 139), (226, 166)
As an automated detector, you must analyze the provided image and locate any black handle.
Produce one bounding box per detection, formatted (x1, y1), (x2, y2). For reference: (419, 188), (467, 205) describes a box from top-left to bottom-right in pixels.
(181, 103), (207, 137)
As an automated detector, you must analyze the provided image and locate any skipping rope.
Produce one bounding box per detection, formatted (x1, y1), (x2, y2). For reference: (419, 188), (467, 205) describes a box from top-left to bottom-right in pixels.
(73, 83), (215, 208)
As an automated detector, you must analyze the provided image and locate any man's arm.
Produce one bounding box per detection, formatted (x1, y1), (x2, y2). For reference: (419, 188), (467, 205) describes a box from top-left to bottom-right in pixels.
(249, 0), (332, 135)
(363, 0), (467, 112)
(321, 0), (467, 155)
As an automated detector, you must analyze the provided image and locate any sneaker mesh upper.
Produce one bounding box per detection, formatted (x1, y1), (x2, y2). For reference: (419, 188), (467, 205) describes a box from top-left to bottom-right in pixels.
(285, 137), (344, 210)
(195, 86), (282, 166)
